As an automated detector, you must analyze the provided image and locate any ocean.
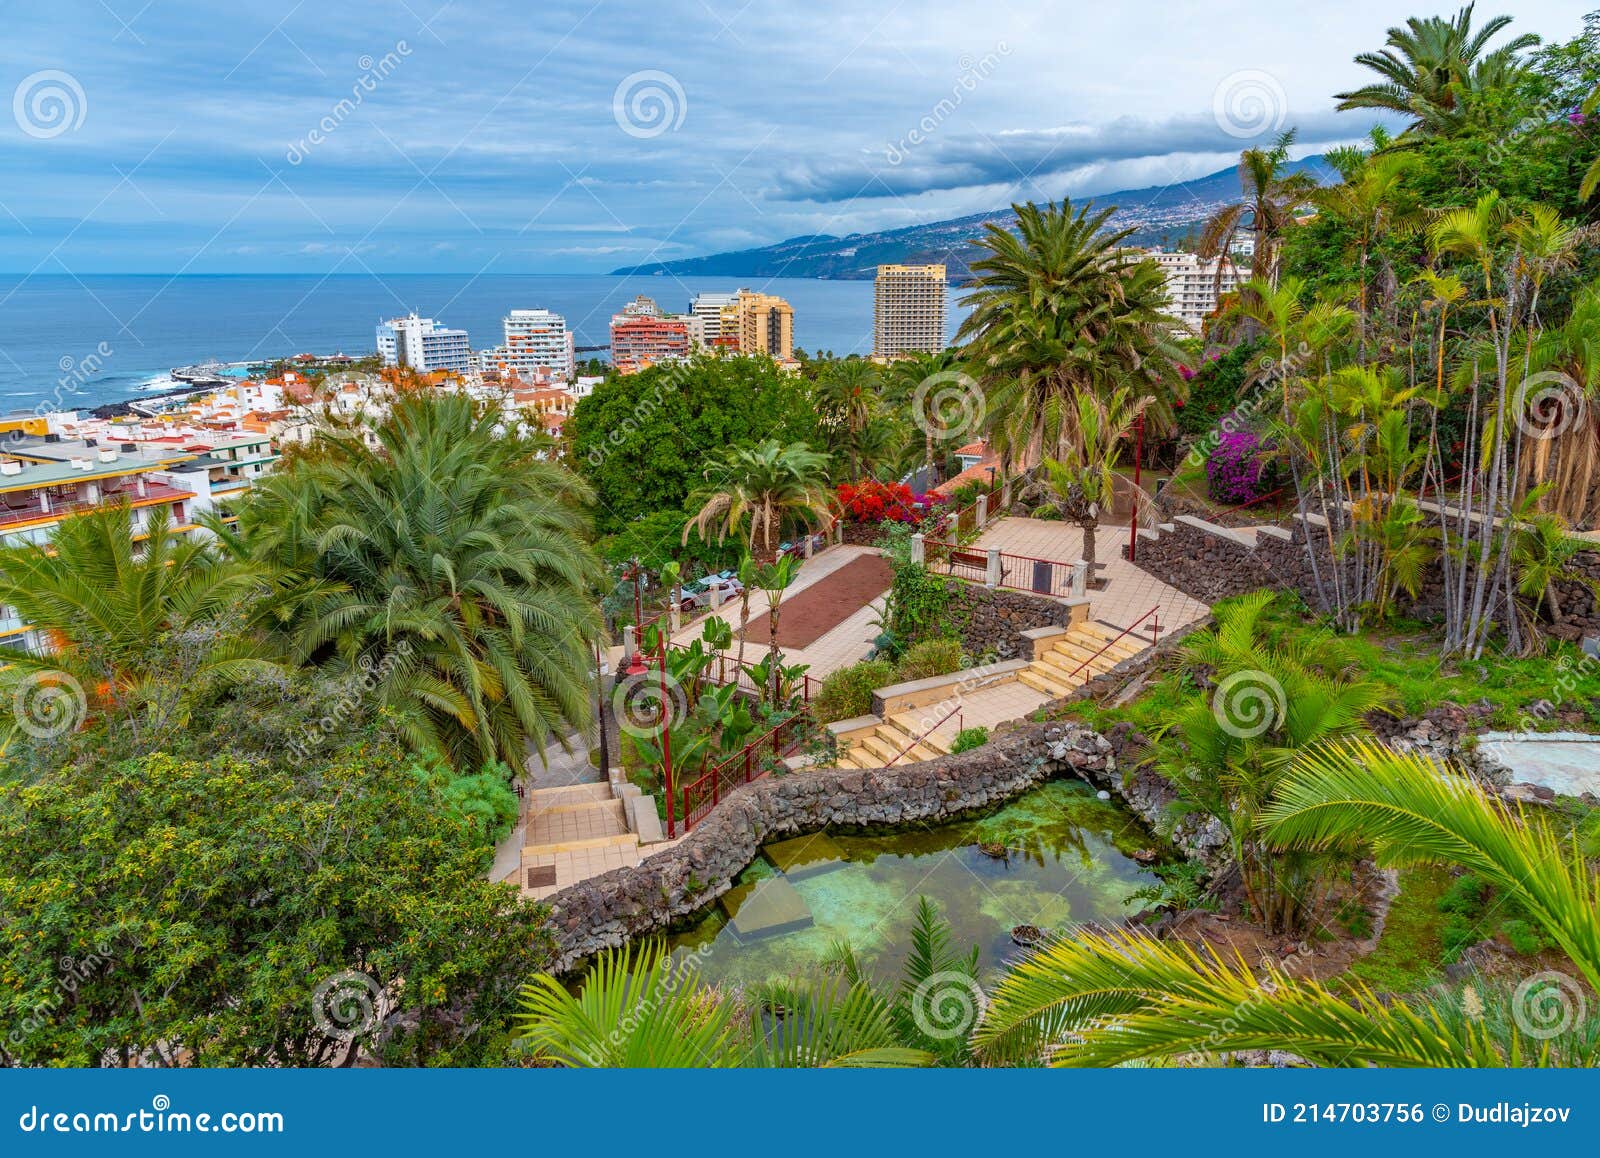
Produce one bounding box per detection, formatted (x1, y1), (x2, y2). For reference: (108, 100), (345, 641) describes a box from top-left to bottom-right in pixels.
(0, 274), (973, 415)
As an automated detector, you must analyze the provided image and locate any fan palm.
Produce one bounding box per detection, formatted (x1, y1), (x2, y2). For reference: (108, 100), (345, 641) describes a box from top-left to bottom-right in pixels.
(1522, 282), (1600, 526)
(684, 440), (834, 559)
(0, 505), (280, 749)
(977, 739), (1600, 1066)
(957, 199), (1184, 474)
(1334, 5), (1538, 138)
(233, 392), (604, 772)
(1198, 131), (1320, 291)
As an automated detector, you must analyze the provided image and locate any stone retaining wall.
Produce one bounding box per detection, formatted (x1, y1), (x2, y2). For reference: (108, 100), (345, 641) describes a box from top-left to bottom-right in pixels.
(544, 723), (1129, 972)
(1128, 513), (1600, 643)
(948, 582), (1076, 660)
(1126, 515), (1328, 607)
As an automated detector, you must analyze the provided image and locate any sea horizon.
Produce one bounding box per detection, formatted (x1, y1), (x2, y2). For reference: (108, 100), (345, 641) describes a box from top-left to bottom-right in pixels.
(0, 273), (971, 414)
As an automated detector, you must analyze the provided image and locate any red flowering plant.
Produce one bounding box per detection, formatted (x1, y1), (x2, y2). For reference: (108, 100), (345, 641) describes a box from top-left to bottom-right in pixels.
(837, 480), (919, 525)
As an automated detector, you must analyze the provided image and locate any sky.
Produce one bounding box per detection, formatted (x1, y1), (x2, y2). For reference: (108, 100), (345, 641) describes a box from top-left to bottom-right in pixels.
(0, 0), (1590, 274)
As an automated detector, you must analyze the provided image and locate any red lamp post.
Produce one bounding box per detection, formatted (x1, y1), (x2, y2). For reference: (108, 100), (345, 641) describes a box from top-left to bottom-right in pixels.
(1128, 411), (1145, 562)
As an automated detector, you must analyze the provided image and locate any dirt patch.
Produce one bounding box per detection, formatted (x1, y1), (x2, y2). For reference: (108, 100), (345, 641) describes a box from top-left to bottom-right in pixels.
(1157, 862), (1399, 984)
(741, 553), (892, 650)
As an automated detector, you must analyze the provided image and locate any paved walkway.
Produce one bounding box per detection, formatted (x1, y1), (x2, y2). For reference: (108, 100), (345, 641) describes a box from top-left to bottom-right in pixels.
(971, 518), (1210, 634)
(670, 544), (886, 680)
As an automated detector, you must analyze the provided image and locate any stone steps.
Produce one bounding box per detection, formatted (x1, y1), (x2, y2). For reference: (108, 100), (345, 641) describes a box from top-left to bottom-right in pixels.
(1017, 619), (1154, 702)
(528, 782), (614, 806)
(522, 831), (639, 859)
(1018, 666), (1079, 697)
(525, 796), (629, 847)
(891, 713), (953, 752)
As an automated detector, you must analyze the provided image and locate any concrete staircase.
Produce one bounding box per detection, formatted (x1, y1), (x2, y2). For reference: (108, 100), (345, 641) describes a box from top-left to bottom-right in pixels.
(518, 782), (643, 900)
(1015, 620), (1147, 698)
(832, 711), (955, 770)
(826, 620), (1156, 772)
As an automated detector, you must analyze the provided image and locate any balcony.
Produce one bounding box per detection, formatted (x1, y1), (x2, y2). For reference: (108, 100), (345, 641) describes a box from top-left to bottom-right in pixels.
(0, 480), (194, 530)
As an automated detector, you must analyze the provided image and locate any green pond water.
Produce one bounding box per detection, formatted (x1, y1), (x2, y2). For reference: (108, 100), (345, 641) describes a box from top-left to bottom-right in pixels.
(665, 779), (1161, 988)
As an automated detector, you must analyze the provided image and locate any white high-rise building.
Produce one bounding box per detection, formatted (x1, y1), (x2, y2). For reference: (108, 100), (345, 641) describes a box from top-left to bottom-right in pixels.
(500, 309), (575, 383)
(375, 314), (472, 374)
(689, 290), (745, 347)
(1145, 249), (1242, 331)
(873, 265), (946, 357)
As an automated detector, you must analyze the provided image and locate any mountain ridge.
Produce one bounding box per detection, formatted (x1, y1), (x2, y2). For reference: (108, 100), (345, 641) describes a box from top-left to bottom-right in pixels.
(611, 156), (1333, 281)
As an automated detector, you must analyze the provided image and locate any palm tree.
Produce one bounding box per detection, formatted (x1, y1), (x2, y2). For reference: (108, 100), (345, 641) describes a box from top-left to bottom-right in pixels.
(1036, 387), (1150, 575)
(814, 359), (882, 481)
(1334, 5), (1538, 139)
(958, 199), (1184, 474)
(749, 554), (798, 703)
(1154, 591), (1392, 934)
(516, 898), (975, 1067)
(234, 392), (604, 772)
(1311, 148), (1422, 353)
(1510, 503), (1598, 631)
(977, 739), (1600, 1067)
(0, 505), (279, 750)
(1523, 281), (1600, 526)
(882, 349), (970, 489)
(1198, 131), (1320, 291)
(684, 440), (834, 560)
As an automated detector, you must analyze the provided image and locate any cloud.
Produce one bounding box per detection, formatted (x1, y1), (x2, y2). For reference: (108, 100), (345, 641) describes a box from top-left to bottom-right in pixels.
(771, 110), (1381, 203)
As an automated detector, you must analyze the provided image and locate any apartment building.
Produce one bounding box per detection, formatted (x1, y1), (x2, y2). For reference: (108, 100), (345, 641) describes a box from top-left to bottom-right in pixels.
(375, 314), (473, 374)
(1145, 249), (1242, 330)
(610, 313), (690, 374)
(873, 264), (946, 357)
(719, 291), (794, 361)
(689, 290), (744, 346)
(498, 309), (576, 383)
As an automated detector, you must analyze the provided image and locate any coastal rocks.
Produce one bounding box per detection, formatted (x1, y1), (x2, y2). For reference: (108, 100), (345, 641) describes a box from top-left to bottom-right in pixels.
(541, 722), (1119, 972)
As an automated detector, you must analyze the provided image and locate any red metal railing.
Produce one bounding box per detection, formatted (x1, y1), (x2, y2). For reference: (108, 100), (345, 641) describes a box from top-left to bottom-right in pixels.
(679, 713), (805, 830)
(1063, 605), (1161, 682)
(882, 702), (963, 769)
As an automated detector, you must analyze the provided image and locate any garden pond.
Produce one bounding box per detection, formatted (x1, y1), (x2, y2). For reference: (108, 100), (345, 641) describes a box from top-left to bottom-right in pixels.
(665, 779), (1163, 987)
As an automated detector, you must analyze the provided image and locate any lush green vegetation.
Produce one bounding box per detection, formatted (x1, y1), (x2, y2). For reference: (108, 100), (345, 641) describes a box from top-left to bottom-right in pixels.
(567, 356), (822, 536)
(0, 393), (600, 1066)
(0, 679), (549, 1067)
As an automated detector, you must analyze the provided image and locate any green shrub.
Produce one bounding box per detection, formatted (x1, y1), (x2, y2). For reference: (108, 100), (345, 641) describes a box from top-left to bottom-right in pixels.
(1499, 918), (1547, 957)
(1438, 872), (1489, 916)
(1335, 898), (1374, 940)
(1441, 915), (1482, 960)
(949, 726), (989, 754)
(813, 659), (895, 724)
(883, 559), (953, 649)
(894, 638), (964, 682)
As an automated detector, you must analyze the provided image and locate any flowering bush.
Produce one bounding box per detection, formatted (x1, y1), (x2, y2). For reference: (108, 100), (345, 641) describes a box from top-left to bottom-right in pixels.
(1205, 427), (1278, 506)
(837, 480), (919, 525)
